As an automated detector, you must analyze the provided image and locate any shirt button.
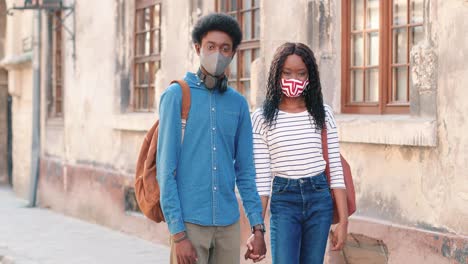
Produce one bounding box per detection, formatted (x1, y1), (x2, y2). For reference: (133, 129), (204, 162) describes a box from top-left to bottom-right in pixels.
(214, 186), (217, 191)
(214, 167), (217, 170)
(211, 108), (215, 111)
(213, 147), (216, 151)
(212, 127), (216, 131)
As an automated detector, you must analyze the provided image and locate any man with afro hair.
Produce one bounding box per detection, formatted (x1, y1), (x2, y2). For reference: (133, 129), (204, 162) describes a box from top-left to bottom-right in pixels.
(157, 13), (266, 264)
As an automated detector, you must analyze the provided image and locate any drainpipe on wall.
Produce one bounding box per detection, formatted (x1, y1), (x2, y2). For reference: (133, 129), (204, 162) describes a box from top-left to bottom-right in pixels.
(7, 95), (12, 186)
(28, 10), (41, 207)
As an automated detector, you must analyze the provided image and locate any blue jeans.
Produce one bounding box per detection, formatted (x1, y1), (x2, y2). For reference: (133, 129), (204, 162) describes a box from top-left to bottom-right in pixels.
(270, 172), (333, 264)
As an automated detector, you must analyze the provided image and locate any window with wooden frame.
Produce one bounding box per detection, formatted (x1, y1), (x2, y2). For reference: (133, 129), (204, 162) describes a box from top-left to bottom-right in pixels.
(342, 0), (423, 114)
(216, 0), (260, 100)
(47, 10), (64, 118)
(132, 0), (161, 111)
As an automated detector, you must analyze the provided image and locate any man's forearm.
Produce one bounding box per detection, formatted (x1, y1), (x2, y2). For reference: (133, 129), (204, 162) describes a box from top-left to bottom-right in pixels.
(157, 138), (185, 234)
(236, 172), (264, 226)
(158, 170), (185, 234)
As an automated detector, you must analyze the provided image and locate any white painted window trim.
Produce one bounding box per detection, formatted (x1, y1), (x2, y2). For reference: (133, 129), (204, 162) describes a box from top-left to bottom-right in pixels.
(335, 114), (437, 147)
(112, 113), (156, 132)
(46, 117), (64, 127)
(0, 52), (33, 70)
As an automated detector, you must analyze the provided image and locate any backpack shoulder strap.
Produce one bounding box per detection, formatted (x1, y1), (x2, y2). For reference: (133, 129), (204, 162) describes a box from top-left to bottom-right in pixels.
(170, 80), (191, 120)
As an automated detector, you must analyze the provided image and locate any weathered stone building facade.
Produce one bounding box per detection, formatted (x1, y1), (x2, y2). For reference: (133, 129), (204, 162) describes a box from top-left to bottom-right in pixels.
(1, 0), (467, 263)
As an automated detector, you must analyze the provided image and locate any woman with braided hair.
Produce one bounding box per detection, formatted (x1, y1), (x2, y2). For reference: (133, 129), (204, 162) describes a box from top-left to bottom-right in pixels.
(247, 42), (349, 263)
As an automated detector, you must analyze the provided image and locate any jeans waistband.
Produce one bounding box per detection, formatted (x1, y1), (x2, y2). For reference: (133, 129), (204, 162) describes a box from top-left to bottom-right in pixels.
(274, 171), (326, 186)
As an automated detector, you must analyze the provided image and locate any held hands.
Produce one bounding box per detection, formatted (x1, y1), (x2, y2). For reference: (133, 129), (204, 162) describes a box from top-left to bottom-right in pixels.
(330, 220), (348, 251)
(244, 231), (267, 262)
(174, 232), (198, 264)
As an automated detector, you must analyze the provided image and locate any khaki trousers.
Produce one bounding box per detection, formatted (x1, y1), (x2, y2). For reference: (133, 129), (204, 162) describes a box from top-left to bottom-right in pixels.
(170, 221), (240, 264)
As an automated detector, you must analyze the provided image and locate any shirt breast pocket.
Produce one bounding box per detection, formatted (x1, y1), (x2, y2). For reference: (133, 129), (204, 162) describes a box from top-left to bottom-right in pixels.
(219, 110), (239, 137)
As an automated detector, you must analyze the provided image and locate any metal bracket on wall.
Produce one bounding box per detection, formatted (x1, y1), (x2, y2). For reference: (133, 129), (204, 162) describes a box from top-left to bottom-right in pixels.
(8, 1), (76, 59)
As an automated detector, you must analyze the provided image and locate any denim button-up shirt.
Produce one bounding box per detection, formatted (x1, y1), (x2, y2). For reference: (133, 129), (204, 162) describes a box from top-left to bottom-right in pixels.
(156, 72), (263, 234)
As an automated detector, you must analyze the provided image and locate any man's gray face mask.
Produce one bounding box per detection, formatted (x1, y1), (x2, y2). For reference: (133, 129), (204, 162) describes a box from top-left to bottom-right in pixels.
(200, 50), (232, 77)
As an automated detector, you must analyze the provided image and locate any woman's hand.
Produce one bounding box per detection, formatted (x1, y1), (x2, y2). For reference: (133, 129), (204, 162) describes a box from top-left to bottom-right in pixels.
(330, 220), (348, 251)
(330, 188), (349, 251)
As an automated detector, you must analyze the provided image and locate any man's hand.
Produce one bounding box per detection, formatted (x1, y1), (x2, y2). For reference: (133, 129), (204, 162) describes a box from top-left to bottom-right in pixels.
(330, 221), (348, 251)
(174, 232), (198, 264)
(244, 232), (267, 262)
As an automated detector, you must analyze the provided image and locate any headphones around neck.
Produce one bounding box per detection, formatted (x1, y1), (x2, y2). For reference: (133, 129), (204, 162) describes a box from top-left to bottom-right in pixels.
(197, 68), (228, 93)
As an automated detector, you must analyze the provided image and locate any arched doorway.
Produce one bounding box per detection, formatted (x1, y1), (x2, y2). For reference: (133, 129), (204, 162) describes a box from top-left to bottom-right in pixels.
(0, 0), (11, 186)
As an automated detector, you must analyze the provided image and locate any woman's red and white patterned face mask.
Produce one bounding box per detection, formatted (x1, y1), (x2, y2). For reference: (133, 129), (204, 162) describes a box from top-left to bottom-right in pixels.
(281, 78), (309, 97)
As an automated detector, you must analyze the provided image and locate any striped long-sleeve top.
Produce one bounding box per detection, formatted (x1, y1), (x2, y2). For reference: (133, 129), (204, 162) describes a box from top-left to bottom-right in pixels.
(251, 105), (346, 196)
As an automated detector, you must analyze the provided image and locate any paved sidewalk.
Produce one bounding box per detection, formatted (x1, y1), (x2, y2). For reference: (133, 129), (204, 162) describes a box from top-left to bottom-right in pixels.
(0, 186), (170, 264)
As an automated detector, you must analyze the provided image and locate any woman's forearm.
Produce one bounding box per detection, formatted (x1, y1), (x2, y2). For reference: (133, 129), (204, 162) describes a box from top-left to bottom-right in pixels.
(260, 196), (270, 220)
(332, 188), (349, 223)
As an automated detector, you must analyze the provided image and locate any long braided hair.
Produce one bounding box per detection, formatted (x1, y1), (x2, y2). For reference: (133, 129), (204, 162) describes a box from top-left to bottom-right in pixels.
(262, 42), (325, 130)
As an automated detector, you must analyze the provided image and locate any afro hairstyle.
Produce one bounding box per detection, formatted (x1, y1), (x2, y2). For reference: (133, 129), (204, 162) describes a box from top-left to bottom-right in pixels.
(192, 13), (243, 51)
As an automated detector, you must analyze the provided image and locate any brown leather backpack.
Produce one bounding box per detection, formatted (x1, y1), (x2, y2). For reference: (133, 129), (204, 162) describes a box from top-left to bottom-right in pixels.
(134, 80), (191, 222)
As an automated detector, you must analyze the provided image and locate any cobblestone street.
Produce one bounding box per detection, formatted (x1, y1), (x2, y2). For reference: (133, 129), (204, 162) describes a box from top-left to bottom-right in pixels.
(0, 187), (170, 264)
